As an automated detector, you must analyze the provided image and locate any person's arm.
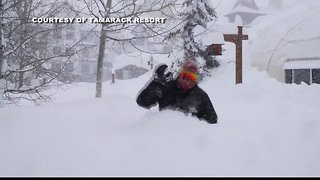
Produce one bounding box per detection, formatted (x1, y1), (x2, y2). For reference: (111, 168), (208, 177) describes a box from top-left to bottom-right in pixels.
(136, 80), (164, 109)
(136, 64), (172, 109)
(197, 93), (218, 124)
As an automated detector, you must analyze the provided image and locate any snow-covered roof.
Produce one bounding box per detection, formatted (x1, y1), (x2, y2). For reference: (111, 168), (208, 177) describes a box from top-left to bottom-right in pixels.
(283, 58), (320, 70)
(112, 54), (150, 70)
(225, 0), (265, 16)
(234, 6), (259, 13)
(202, 32), (225, 46)
(233, 0), (259, 10)
(112, 53), (171, 71)
(225, 9), (266, 17)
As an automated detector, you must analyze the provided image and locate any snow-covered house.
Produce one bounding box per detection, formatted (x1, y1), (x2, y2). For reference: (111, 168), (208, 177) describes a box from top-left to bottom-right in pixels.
(76, 26), (118, 83)
(225, 0), (266, 26)
(49, 0), (174, 83)
(249, 1), (320, 85)
(115, 65), (149, 80)
(111, 54), (154, 80)
(284, 57), (320, 85)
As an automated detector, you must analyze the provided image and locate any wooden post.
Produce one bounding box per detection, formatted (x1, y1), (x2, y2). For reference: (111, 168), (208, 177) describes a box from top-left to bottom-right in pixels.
(150, 55), (154, 70)
(223, 26), (248, 84)
(112, 73), (115, 84)
(111, 66), (115, 84)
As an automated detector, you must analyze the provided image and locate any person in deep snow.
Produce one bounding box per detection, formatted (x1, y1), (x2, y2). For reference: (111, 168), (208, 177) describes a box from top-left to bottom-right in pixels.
(136, 59), (218, 124)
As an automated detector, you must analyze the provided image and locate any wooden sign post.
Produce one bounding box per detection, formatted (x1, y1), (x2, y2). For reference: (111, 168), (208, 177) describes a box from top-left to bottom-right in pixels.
(223, 26), (248, 84)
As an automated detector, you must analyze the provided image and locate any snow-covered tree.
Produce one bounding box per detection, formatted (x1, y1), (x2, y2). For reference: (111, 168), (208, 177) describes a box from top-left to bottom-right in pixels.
(0, 0), (3, 77)
(0, 0), (6, 107)
(1, 0), (81, 104)
(76, 0), (180, 98)
(166, 0), (219, 74)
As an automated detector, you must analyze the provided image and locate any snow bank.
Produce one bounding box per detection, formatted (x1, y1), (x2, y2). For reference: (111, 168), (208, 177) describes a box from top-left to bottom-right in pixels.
(1, 56), (320, 176)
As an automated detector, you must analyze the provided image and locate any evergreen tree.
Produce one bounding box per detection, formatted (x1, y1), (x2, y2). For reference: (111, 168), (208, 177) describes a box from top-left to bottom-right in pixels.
(167, 0), (219, 74)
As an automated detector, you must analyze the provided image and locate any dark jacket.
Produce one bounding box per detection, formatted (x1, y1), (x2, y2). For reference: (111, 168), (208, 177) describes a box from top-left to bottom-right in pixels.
(136, 78), (218, 124)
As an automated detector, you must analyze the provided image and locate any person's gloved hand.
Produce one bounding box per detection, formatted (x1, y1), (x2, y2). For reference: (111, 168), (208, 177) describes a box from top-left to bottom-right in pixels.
(153, 64), (173, 85)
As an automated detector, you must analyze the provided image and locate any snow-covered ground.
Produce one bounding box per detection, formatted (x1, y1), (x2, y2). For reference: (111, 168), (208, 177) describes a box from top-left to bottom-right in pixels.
(1, 41), (320, 176)
(1, 1), (320, 177)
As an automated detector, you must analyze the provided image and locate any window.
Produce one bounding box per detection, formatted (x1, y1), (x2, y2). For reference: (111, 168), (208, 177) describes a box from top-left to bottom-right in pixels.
(104, 62), (113, 68)
(65, 63), (74, 73)
(80, 31), (99, 43)
(65, 47), (75, 56)
(39, 32), (49, 43)
(80, 31), (90, 43)
(81, 64), (90, 74)
(66, 31), (75, 40)
(52, 62), (61, 72)
(80, 47), (91, 58)
(294, 69), (310, 85)
(53, 29), (62, 40)
(285, 69), (293, 84)
(312, 69), (320, 84)
(66, 24), (75, 30)
(53, 47), (62, 55)
(286, 69), (320, 85)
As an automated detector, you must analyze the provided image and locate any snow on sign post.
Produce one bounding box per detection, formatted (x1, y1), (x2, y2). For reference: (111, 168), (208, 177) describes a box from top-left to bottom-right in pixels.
(223, 26), (248, 84)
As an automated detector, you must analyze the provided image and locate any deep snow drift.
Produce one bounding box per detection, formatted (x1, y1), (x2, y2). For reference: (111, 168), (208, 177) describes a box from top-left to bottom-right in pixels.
(1, 1), (320, 177)
(1, 46), (320, 176)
